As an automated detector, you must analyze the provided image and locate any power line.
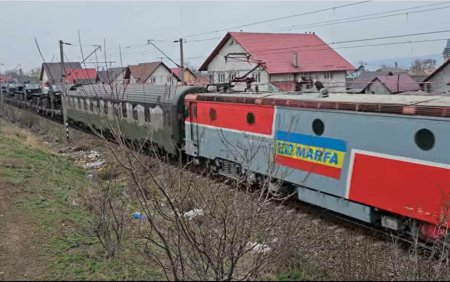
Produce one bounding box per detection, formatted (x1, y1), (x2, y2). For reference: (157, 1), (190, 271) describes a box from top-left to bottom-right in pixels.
(176, 1), (371, 40)
(221, 29), (450, 58)
(147, 40), (181, 68)
(186, 2), (450, 44)
(274, 1), (450, 32)
(285, 4), (450, 32)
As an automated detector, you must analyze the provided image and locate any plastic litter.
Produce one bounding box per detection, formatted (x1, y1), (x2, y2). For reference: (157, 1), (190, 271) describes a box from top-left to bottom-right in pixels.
(246, 242), (272, 254)
(87, 150), (100, 160)
(83, 160), (105, 169)
(183, 208), (204, 220)
(132, 212), (146, 220)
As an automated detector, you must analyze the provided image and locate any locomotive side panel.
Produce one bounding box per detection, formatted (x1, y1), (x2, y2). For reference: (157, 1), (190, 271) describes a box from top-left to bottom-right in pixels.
(276, 107), (450, 224)
(185, 97), (450, 226)
(185, 101), (275, 174)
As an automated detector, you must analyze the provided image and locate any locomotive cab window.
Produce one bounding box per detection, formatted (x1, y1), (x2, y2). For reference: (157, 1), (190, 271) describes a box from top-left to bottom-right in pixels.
(184, 106), (189, 119)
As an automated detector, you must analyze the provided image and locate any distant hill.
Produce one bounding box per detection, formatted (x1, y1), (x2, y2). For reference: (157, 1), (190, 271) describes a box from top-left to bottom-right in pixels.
(355, 54), (444, 71)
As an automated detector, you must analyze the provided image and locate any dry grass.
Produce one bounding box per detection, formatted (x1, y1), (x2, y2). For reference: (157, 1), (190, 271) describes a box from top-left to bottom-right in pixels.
(0, 119), (53, 154)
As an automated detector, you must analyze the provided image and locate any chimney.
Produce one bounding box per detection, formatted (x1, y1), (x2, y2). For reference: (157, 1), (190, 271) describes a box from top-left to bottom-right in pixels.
(292, 52), (298, 68)
(443, 39), (450, 60)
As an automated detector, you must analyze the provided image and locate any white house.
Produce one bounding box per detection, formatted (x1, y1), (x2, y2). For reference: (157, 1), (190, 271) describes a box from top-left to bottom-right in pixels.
(422, 59), (450, 94)
(198, 32), (354, 93)
(40, 62), (81, 83)
(125, 62), (180, 85)
(421, 40), (450, 94)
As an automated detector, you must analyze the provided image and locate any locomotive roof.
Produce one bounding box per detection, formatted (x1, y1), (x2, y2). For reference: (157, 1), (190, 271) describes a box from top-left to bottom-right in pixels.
(187, 92), (450, 118)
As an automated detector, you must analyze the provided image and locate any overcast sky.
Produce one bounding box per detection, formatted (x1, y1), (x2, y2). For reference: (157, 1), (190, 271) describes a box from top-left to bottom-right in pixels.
(0, 0), (449, 72)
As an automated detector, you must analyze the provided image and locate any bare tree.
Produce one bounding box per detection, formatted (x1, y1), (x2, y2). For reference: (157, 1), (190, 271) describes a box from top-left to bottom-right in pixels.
(27, 67), (41, 82)
(409, 58), (437, 75)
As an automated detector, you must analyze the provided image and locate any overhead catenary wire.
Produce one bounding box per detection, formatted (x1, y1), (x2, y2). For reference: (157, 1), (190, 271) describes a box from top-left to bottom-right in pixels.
(71, 4), (450, 71)
(206, 29), (450, 59)
(175, 1), (371, 40)
(273, 1), (450, 32)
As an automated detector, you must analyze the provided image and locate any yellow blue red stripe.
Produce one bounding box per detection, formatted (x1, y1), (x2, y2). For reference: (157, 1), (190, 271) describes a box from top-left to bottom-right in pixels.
(274, 131), (347, 179)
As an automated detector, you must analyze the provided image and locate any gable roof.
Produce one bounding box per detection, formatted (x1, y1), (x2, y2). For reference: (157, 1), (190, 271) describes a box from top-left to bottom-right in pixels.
(423, 58), (450, 82)
(97, 67), (126, 83)
(126, 62), (180, 83)
(170, 67), (196, 79)
(199, 32), (354, 73)
(40, 62), (82, 82)
(349, 71), (393, 91)
(64, 68), (97, 84)
(370, 73), (421, 93)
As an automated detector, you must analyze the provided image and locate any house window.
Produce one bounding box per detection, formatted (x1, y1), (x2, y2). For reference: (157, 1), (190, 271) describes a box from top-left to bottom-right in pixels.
(83, 99), (87, 110)
(218, 73), (226, 83)
(168, 76), (172, 83)
(151, 77), (156, 84)
(324, 72), (333, 80)
(209, 74), (214, 83)
(90, 100), (94, 112)
(252, 72), (261, 83)
(230, 72), (238, 82)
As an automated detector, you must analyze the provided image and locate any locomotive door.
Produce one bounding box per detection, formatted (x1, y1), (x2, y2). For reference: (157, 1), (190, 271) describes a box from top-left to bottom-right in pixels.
(189, 102), (199, 156)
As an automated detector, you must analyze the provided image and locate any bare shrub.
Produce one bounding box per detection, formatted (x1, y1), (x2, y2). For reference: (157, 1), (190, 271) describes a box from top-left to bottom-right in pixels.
(92, 123), (297, 281)
(82, 178), (128, 258)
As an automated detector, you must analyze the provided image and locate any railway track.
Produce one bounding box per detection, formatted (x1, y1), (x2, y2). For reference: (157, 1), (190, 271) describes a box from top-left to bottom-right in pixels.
(1, 98), (443, 256)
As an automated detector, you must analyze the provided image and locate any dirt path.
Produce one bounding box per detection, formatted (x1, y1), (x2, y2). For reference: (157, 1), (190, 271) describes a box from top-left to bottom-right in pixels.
(0, 181), (44, 281)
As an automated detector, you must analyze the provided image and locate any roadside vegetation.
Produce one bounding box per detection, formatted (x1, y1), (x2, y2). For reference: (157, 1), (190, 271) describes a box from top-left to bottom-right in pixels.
(0, 119), (159, 280)
(1, 105), (450, 281)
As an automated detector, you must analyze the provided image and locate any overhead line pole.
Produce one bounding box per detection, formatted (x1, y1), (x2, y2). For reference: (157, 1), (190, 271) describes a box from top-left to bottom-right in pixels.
(59, 40), (70, 142)
(175, 38), (184, 84)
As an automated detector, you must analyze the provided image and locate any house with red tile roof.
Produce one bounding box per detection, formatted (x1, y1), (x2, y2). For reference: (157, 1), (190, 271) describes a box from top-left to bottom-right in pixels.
(199, 32), (354, 92)
(125, 62), (180, 85)
(64, 68), (97, 84)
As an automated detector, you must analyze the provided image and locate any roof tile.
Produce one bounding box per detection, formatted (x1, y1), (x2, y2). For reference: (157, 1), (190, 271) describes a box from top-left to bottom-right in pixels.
(199, 32), (354, 73)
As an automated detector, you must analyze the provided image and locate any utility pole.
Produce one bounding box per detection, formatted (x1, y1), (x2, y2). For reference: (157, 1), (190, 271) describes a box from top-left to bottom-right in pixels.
(59, 40), (70, 142)
(174, 38), (184, 84)
(179, 38), (184, 84)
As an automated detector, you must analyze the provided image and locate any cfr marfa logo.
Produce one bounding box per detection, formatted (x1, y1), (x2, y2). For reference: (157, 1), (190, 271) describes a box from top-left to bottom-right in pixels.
(274, 131), (347, 179)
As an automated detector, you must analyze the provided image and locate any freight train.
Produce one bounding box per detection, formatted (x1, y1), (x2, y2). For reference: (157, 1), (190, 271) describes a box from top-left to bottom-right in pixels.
(2, 83), (450, 241)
